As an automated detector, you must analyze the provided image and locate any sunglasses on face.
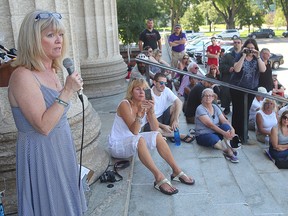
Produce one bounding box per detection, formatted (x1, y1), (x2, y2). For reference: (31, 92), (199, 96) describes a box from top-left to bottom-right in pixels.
(282, 116), (288, 120)
(211, 68), (216, 70)
(157, 81), (168, 85)
(194, 67), (199, 69)
(35, 12), (62, 22)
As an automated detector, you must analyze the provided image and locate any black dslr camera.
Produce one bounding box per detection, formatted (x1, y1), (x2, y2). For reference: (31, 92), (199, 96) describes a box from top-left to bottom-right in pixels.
(99, 170), (116, 183)
(243, 49), (253, 54)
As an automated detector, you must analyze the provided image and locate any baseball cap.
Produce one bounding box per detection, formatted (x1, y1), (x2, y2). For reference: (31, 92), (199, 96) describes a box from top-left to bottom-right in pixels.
(257, 86), (268, 94)
(174, 24), (181, 29)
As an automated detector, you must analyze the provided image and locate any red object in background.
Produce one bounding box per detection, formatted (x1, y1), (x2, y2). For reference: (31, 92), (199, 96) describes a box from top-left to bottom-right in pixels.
(0, 61), (16, 87)
(125, 62), (135, 79)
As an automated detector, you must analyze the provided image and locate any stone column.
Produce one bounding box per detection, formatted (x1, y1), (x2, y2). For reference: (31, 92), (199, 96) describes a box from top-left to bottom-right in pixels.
(75, 0), (127, 98)
(0, 0), (118, 213)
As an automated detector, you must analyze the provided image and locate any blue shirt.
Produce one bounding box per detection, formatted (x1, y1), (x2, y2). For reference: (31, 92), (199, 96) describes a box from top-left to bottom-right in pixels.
(169, 33), (186, 52)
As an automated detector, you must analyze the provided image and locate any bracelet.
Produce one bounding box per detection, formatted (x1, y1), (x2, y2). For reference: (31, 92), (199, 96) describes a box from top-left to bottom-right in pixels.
(55, 97), (69, 107)
(135, 116), (143, 124)
(148, 109), (155, 114)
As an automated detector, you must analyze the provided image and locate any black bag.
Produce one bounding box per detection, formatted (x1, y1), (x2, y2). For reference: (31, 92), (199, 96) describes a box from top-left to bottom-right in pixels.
(275, 158), (288, 169)
(99, 160), (130, 183)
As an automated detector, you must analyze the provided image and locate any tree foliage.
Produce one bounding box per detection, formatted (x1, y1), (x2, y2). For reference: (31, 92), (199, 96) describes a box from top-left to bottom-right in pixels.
(117, 0), (159, 45)
(277, 0), (288, 30)
(198, 1), (221, 32)
(237, 4), (264, 32)
(211, 0), (248, 29)
(273, 7), (286, 28)
(157, 0), (195, 32)
(179, 5), (204, 32)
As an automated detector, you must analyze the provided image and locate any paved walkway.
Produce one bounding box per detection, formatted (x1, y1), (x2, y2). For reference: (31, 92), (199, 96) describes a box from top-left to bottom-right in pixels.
(84, 43), (288, 216)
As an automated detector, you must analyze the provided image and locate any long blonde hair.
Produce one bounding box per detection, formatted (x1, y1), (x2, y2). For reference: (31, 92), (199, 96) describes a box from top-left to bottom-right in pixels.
(12, 10), (68, 72)
(125, 78), (149, 101)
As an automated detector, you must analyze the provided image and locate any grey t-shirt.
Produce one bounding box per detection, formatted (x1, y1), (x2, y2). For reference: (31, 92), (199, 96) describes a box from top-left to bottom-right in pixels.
(195, 104), (222, 136)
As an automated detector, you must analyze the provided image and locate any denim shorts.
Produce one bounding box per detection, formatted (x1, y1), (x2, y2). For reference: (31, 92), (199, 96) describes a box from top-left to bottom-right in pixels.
(196, 123), (231, 147)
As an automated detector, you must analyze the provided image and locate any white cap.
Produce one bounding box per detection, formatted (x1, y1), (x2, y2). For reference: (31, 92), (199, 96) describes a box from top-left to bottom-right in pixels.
(257, 86), (267, 94)
(136, 53), (148, 60)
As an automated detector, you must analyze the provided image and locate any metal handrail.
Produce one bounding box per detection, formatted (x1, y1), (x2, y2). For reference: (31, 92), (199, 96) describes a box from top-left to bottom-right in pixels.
(136, 58), (288, 144)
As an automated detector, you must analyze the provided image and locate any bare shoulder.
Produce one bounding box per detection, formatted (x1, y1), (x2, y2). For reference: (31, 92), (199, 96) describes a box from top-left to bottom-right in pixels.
(117, 100), (132, 116)
(9, 66), (34, 86)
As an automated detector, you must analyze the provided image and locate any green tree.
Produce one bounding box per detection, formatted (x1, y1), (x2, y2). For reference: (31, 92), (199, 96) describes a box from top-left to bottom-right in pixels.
(117, 0), (159, 45)
(277, 0), (288, 30)
(211, 0), (248, 29)
(274, 7), (286, 28)
(198, 1), (220, 32)
(157, 0), (195, 32)
(179, 5), (204, 32)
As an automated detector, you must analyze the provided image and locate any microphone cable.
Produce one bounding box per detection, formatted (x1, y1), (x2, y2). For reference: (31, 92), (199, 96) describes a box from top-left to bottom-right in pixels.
(78, 93), (84, 189)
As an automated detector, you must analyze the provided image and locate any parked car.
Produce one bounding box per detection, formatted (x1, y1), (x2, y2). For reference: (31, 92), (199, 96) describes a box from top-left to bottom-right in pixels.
(282, 31), (288, 37)
(269, 53), (284, 69)
(247, 29), (275, 39)
(216, 29), (240, 40)
(185, 37), (211, 57)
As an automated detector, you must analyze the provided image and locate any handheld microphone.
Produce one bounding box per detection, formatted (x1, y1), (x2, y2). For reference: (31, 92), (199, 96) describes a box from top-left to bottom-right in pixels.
(0, 45), (10, 53)
(63, 58), (83, 102)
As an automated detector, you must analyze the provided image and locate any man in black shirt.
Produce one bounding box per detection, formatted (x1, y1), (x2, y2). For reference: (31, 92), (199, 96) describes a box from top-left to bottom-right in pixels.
(138, 18), (161, 51)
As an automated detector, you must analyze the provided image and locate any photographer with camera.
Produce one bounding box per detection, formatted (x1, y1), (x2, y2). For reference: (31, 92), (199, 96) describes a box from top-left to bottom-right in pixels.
(229, 38), (266, 142)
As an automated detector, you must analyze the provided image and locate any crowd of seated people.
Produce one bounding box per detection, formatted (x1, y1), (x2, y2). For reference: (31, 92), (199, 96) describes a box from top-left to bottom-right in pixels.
(124, 36), (288, 172)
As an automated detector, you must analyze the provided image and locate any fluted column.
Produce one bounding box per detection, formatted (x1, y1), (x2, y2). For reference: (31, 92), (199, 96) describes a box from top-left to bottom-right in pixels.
(0, 0), (111, 213)
(75, 0), (127, 98)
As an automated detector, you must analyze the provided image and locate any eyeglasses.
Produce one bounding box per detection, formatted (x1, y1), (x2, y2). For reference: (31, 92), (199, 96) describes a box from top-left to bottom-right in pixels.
(204, 95), (214, 98)
(158, 81), (168, 85)
(35, 12), (62, 22)
(234, 41), (241, 44)
(282, 116), (288, 120)
(194, 67), (199, 69)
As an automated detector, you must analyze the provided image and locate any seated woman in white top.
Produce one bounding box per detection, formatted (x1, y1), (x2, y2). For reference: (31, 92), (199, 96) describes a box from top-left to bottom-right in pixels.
(108, 78), (194, 195)
(255, 98), (278, 143)
(269, 110), (288, 160)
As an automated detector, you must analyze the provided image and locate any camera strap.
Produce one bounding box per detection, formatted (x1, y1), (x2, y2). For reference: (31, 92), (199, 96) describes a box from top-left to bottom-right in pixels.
(113, 160), (130, 182)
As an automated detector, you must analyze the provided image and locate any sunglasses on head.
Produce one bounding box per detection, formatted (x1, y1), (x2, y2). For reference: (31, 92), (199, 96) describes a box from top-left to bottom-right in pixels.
(35, 12), (62, 22)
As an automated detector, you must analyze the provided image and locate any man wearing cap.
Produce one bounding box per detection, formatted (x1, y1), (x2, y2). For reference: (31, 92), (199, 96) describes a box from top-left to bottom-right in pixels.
(248, 87), (267, 131)
(130, 53), (154, 85)
(206, 37), (221, 72)
(168, 24), (187, 68)
(139, 18), (161, 51)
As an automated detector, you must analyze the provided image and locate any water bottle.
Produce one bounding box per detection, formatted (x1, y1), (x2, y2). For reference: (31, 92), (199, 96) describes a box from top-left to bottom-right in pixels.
(0, 192), (4, 216)
(265, 135), (269, 146)
(174, 128), (181, 146)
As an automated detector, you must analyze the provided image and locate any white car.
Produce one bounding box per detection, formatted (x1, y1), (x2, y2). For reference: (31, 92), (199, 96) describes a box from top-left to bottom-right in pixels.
(216, 29), (240, 39)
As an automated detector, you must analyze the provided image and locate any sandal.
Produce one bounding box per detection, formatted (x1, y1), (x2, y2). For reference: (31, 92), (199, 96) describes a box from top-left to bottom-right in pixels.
(154, 178), (178, 195)
(171, 171), (195, 185)
(168, 137), (175, 143)
(181, 135), (195, 143)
